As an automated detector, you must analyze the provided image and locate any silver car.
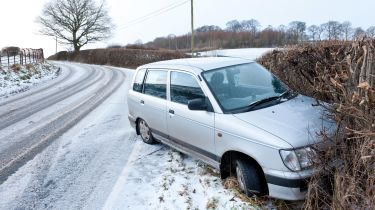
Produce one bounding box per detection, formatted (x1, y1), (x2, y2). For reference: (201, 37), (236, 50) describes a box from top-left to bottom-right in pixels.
(127, 57), (333, 200)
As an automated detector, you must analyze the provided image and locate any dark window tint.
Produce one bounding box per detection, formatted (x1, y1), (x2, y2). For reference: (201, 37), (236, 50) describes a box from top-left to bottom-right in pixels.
(133, 69), (146, 92)
(170, 72), (205, 105)
(144, 70), (167, 99)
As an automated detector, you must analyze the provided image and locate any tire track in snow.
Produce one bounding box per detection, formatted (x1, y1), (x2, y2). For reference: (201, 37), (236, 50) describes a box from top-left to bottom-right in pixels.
(0, 66), (102, 130)
(0, 65), (125, 184)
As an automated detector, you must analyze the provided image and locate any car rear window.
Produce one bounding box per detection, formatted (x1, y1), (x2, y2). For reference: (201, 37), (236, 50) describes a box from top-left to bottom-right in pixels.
(144, 70), (167, 99)
(133, 69), (146, 92)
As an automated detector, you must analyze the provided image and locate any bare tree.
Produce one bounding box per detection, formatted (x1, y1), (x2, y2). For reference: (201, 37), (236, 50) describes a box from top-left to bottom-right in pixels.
(196, 25), (221, 33)
(226, 20), (243, 32)
(37, 0), (113, 52)
(366, 26), (375, 38)
(341, 21), (353, 41)
(241, 19), (261, 36)
(308, 25), (320, 41)
(317, 25), (324, 41)
(321, 21), (343, 40)
(289, 21), (306, 42)
(353, 27), (366, 39)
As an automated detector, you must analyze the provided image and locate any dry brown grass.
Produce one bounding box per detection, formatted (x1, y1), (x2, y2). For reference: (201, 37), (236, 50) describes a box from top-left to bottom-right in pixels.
(258, 39), (375, 210)
(223, 177), (303, 209)
(10, 64), (21, 72)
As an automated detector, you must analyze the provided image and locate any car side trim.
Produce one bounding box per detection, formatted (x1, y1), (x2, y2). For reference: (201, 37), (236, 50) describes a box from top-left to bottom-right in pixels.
(150, 128), (220, 162)
(265, 174), (309, 189)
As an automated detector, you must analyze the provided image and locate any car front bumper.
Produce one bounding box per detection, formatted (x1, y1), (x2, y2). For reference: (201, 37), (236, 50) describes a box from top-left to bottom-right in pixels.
(264, 168), (313, 200)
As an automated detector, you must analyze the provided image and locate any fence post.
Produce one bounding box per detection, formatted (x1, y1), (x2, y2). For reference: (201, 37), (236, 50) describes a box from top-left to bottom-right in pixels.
(41, 49), (44, 62)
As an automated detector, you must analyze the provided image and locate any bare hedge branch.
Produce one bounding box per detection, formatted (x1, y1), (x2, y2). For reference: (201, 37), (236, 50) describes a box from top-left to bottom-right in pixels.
(259, 39), (375, 210)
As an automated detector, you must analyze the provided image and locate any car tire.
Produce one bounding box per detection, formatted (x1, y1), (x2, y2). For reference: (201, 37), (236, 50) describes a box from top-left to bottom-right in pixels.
(138, 119), (156, 144)
(235, 159), (267, 197)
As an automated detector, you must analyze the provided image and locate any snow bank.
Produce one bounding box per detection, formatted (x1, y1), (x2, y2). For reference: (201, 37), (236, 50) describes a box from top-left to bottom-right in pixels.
(0, 62), (59, 98)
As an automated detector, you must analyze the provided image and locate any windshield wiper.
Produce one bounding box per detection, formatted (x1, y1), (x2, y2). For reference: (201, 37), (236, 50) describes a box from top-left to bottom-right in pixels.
(280, 89), (297, 99)
(245, 89), (296, 111)
(246, 95), (281, 111)
(231, 89), (297, 113)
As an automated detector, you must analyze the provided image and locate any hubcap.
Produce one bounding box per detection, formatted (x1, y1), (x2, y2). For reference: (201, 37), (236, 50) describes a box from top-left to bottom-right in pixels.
(236, 165), (246, 192)
(139, 120), (150, 141)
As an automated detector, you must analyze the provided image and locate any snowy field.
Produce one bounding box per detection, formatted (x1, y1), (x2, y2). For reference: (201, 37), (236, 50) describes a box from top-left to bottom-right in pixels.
(199, 48), (274, 60)
(0, 62), (59, 98)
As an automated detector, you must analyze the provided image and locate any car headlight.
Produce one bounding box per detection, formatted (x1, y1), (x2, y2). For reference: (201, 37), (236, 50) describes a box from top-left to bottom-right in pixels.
(280, 147), (316, 171)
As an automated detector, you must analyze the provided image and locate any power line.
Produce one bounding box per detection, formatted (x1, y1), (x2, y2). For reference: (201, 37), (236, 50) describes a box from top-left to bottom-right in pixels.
(118, 0), (190, 30)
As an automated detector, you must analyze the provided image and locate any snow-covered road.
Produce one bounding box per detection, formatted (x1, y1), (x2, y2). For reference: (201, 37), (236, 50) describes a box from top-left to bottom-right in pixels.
(0, 62), (266, 210)
(0, 62), (138, 209)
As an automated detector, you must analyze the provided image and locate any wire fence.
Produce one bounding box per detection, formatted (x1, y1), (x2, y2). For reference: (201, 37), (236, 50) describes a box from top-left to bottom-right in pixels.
(0, 48), (44, 67)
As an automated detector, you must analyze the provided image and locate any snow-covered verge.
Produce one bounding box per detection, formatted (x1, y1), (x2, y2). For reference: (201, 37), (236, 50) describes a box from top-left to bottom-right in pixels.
(0, 62), (59, 98)
(107, 139), (278, 210)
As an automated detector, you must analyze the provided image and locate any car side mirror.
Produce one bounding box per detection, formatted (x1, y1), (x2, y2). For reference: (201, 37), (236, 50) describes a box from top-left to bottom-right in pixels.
(188, 98), (213, 112)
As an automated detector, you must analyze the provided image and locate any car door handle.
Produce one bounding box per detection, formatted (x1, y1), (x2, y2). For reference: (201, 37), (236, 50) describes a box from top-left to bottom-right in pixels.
(140, 100), (144, 105)
(169, 109), (175, 114)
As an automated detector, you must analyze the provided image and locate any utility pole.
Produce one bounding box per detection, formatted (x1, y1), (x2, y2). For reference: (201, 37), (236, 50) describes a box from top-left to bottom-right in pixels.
(191, 0), (195, 57)
(55, 37), (58, 54)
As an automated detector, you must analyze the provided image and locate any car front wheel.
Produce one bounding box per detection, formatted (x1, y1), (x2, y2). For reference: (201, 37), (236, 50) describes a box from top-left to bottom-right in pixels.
(235, 159), (267, 197)
(138, 119), (156, 144)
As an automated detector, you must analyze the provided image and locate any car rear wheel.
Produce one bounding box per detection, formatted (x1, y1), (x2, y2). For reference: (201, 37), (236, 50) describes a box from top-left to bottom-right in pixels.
(138, 119), (156, 144)
(235, 159), (267, 197)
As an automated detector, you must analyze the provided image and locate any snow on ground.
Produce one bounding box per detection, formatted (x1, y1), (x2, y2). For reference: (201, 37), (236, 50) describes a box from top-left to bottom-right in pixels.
(108, 141), (272, 210)
(0, 62), (59, 98)
(199, 48), (274, 60)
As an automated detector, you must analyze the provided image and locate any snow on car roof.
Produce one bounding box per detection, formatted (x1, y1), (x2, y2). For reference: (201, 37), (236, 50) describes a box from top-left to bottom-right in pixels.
(139, 57), (254, 73)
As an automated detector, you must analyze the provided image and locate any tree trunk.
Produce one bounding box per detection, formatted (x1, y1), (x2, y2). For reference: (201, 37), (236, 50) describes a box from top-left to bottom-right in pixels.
(74, 44), (81, 52)
(73, 31), (80, 52)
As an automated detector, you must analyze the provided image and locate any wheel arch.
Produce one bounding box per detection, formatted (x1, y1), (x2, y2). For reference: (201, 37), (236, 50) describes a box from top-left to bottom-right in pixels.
(220, 150), (269, 194)
(135, 117), (141, 135)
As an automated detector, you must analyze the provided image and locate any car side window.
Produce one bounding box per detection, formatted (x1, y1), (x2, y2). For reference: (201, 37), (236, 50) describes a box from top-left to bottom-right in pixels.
(144, 70), (167, 99)
(133, 69), (146, 92)
(170, 71), (205, 105)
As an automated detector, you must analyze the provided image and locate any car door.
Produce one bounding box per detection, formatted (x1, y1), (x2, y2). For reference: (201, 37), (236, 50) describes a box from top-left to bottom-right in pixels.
(166, 70), (216, 162)
(128, 68), (147, 123)
(139, 69), (168, 139)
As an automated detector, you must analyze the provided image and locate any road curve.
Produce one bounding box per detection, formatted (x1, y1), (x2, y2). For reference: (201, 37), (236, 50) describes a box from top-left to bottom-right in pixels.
(0, 62), (126, 184)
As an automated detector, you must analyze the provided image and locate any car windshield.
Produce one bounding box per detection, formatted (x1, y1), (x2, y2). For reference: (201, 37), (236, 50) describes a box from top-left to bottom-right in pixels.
(202, 62), (290, 113)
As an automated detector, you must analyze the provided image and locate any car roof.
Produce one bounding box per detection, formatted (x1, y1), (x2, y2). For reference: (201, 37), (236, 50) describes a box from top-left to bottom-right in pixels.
(138, 57), (254, 74)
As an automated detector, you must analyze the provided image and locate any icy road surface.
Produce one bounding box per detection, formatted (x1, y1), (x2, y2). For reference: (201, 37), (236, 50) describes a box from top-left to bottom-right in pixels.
(0, 62), (260, 210)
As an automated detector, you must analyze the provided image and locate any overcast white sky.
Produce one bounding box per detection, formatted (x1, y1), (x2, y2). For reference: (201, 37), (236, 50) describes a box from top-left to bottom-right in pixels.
(0, 0), (374, 57)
